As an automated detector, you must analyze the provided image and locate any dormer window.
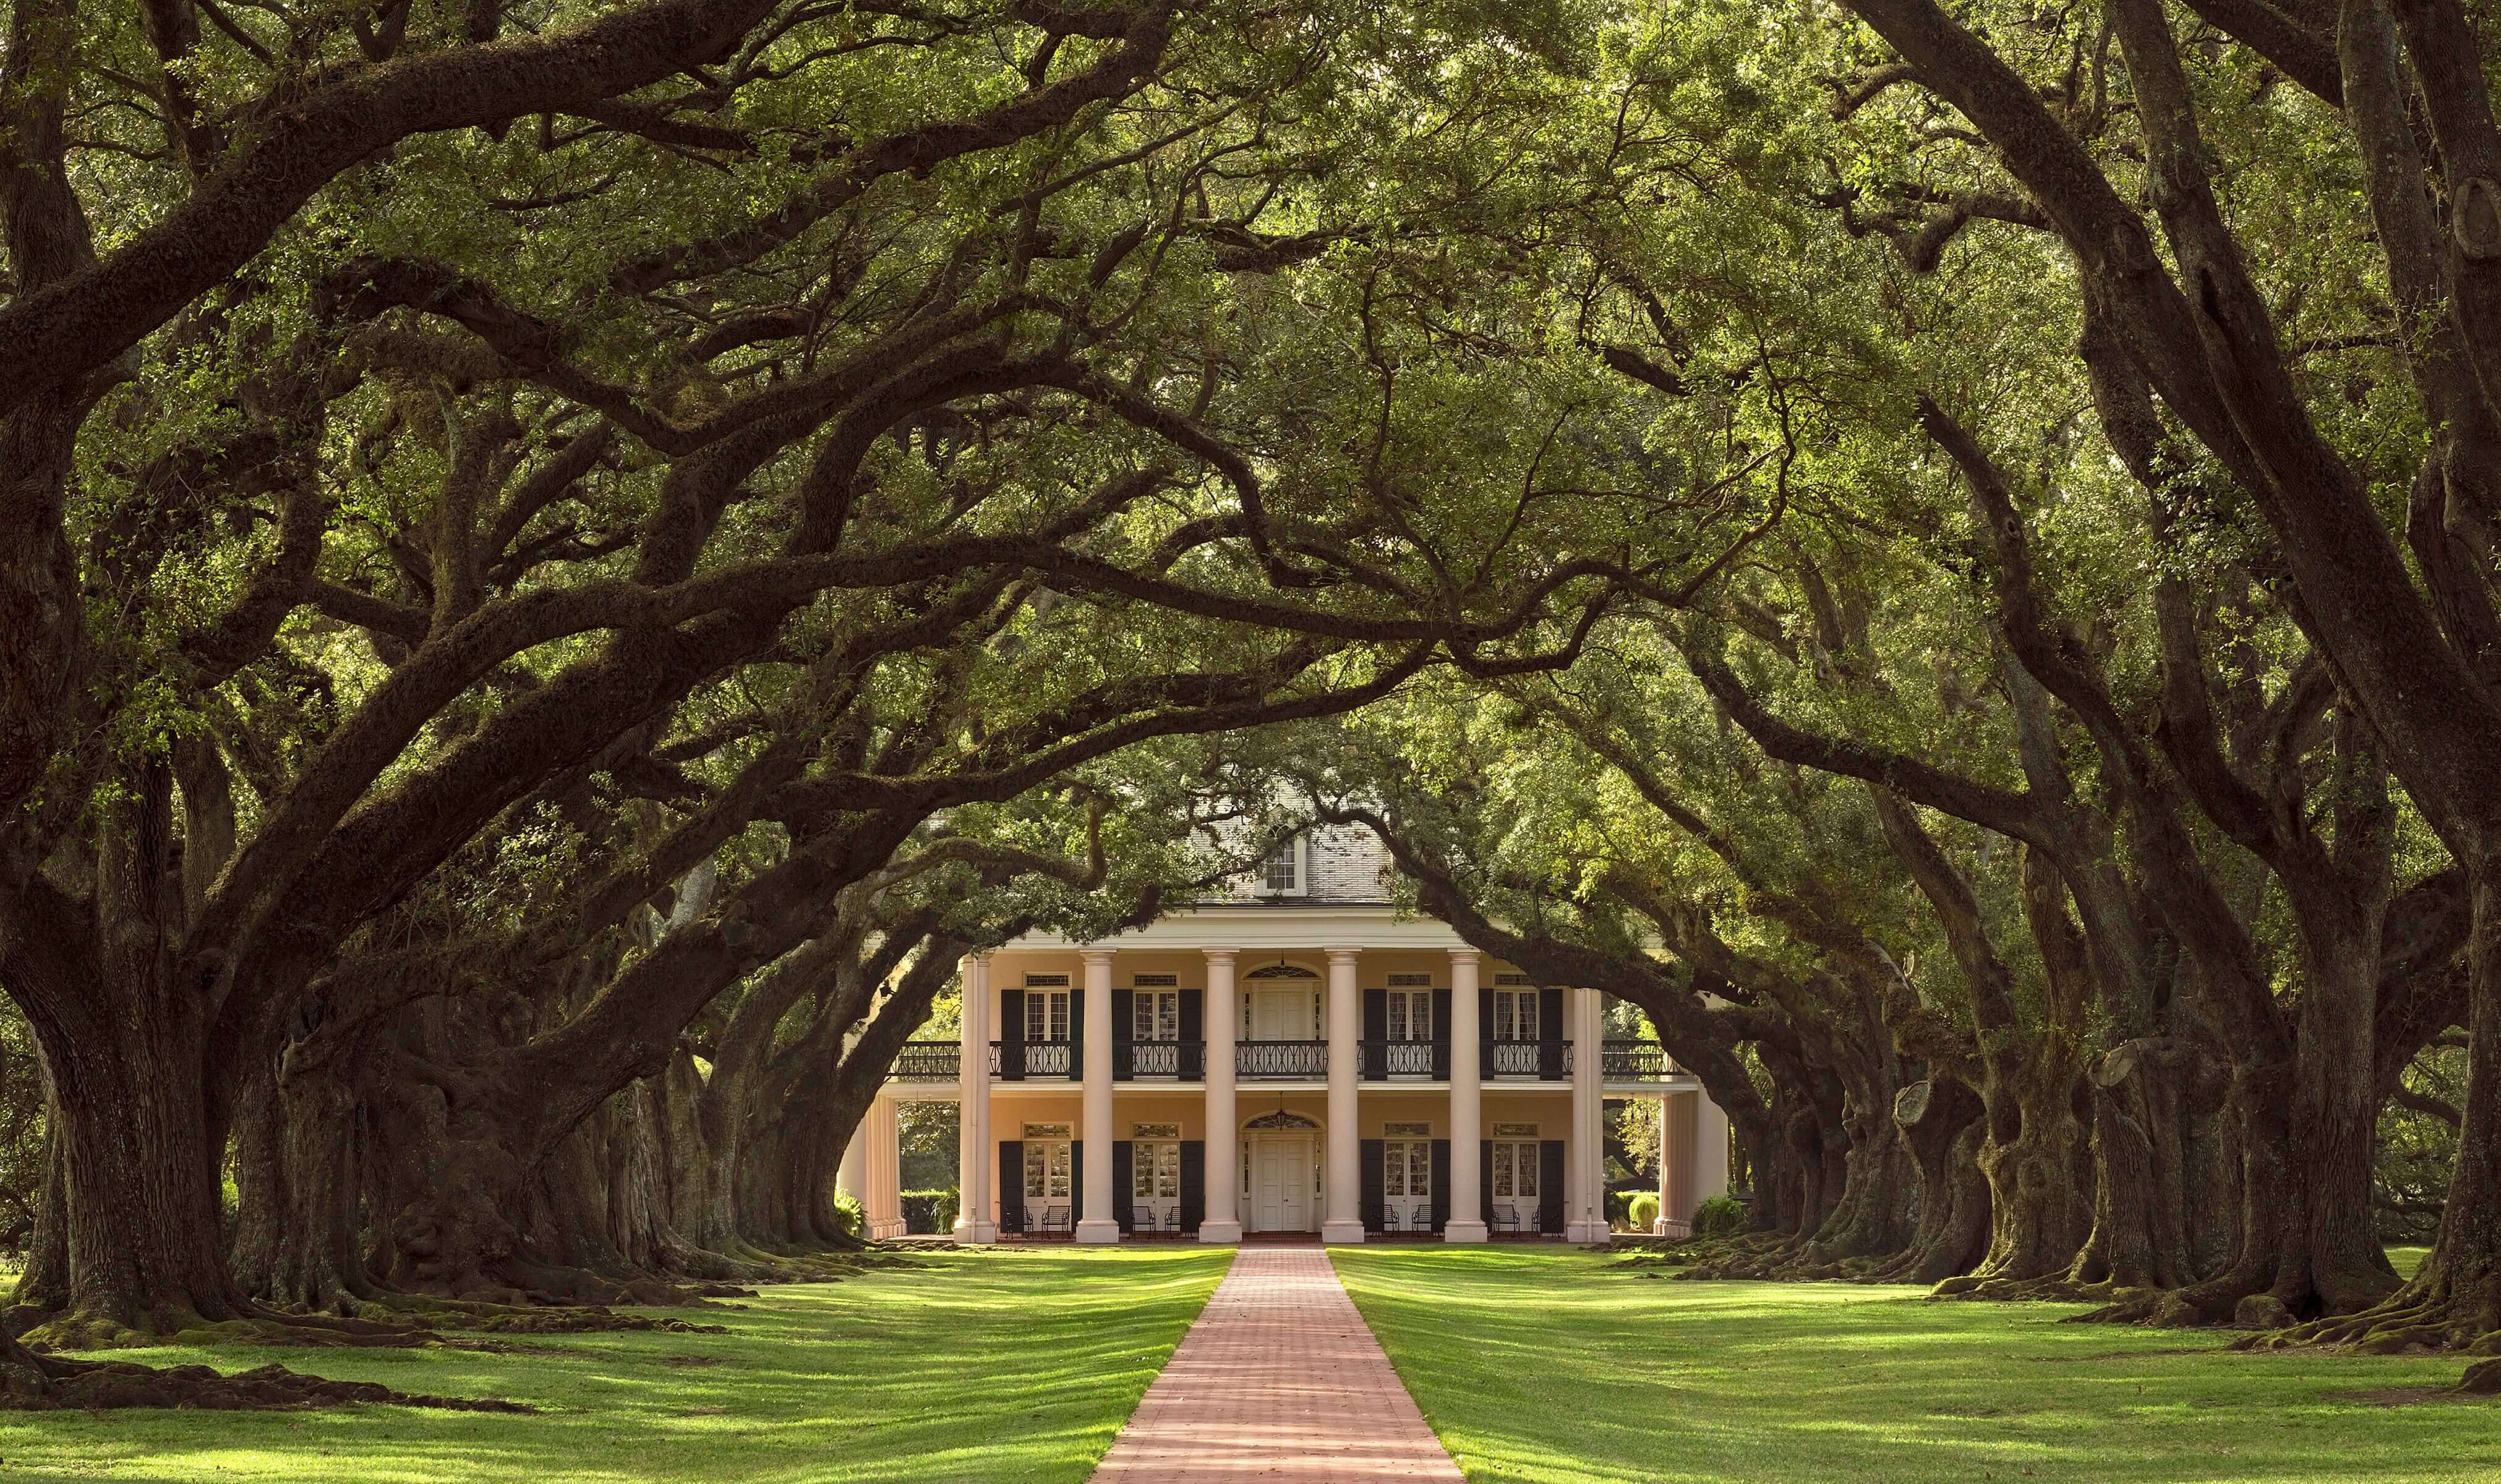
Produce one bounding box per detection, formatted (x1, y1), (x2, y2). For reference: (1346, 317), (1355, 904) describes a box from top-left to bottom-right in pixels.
(1260, 835), (1306, 896)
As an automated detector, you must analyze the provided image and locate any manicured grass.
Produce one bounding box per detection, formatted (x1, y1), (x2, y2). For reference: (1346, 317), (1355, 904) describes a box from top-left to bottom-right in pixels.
(0, 1247), (1229, 1483)
(1333, 1246), (2501, 1484)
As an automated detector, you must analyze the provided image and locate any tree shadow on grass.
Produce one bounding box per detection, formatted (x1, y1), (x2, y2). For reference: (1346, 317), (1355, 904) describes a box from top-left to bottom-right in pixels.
(0, 1247), (1233, 1484)
(1334, 1247), (2501, 1484)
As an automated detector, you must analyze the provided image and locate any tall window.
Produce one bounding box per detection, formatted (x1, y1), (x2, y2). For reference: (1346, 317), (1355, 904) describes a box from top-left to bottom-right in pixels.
(1491, 1141), (1540, 1199)
(1132, 1141), (1181, 1199)
(1024, 1140), (1071, 1200)
(1385, 987), (1431, 1042)
(1493, 988), (1539, 1041)
(1383, 1122), (1430, 1201)
(1132, 989), (1181, 1041)
(1261, 837), (1302, 893)
(1026, 989), (1070, 1042)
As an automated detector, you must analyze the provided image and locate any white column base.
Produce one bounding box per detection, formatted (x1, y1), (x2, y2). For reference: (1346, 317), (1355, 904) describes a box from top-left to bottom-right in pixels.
(1321, 1219), (1368, 1245)
(868, 1217), (909, 1240)
(1652, 1217), (1672, 1236)
(1074, 1218), (1124, 1245)
(1196, 1219), (1244, 1244)
(1441, 1219), (1489, 1244)
(1567, 1219), (1609, 1244)
(952, 1218), (998, 1243)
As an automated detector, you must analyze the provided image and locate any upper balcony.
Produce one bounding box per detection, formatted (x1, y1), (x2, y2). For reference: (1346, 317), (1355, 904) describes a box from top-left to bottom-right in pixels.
(891, 1037), (1680, 1084)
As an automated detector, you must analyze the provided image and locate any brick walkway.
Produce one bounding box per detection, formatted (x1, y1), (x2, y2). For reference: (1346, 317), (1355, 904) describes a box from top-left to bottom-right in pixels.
(1092, 1245), (1464, 1482)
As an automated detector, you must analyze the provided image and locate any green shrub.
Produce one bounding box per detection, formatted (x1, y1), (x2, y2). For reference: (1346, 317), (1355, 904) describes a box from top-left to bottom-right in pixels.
(1693, 1193), (1748, 1238)
(900, 1188), (959, 1235)
(1626, 1192), (1661, 1232)
(831, 1188), (865, 1239)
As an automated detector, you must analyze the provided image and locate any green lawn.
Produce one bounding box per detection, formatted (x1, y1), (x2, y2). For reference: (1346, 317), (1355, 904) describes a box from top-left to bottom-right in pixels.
(0, 1247), (1229, 1483)
(1333, 1247), (2501, 1484)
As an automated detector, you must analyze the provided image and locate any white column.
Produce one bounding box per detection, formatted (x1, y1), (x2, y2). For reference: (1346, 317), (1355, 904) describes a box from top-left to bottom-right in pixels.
(1661, 1096), (1680, 1231)
(1321, 945), (1366, 1243)
(1567, 987), (1608, 1242)
(1445, 949), (1487, 1242)
(1695, 1087), (1731, 1205)
(1199, 949), (1243, 1243)
(1075, 947), (1121, 1243)
(952, 953), (997, 1242)
(838, 1115), (869, 1205)
(1662, 1090), (1698, 1226)
(865, 1093), (907, 1240)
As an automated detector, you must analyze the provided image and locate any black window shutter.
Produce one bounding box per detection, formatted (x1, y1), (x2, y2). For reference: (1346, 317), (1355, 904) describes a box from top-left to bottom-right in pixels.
(1430, 1140), (1452, 1232)
(1360, 1140), (1385, 1232)
(1480, 986), (1497, 1067)
(1112, 989), (1134, 1080)
(1180, 1141), (1206, 1234)
(1479, 1140), (1495, 1225)
(1362, 988), (1387, 1080)
(998, 1141), (1022, 1232)
(1179, 989), (1203, 1078)
(1113, 1141), (1134, 1231)
(1069, 988), (1084, 1079)
(1539, 1140), (1566, 1234)
(1539, 986), (1565, 1080)
(999, 989), (1025, 1080)
(1072, 1140), (1084, 1226)
(1431, 988), (1453, 1079)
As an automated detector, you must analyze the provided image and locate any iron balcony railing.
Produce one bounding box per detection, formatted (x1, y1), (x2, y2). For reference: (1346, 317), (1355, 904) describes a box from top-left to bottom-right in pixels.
(1236, 1039), (1328, 1078)
(985, 1041), (1075, 1076)
(1600, 1040), (1676, 1080)
(1485, 1038), (1571, 1078)
(1119, 1040), (1205, 1078)
(1357, 1039), (1439, 1079)
(894, 1041), (960, 1080)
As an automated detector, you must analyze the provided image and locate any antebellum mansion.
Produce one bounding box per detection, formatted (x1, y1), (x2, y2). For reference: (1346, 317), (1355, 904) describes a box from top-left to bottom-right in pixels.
(842, 829), (1730, 1243)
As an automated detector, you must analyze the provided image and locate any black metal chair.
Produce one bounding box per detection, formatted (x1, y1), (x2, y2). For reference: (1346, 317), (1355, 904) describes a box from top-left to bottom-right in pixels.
(1037, 1203), (1073, 1239)
(996, 1203), (1027, 1238)
(1490, 1207), (1524, 1238)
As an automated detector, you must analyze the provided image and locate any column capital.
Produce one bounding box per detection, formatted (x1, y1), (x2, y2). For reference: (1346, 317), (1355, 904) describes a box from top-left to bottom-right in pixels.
(1322, 944), (1364, 963)
(1447, 947), (1481, 966)
(1202, 947), (1239, 965)
(1077, 945), (1116, 966)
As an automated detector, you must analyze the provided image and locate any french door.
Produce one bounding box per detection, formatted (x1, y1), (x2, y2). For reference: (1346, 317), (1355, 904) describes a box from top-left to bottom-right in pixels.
(1249, 1136), (1312, 1232)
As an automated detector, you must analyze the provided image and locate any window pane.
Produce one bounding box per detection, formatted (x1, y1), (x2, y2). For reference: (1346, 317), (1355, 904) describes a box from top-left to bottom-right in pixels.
(1518, 1145), (1539, 1196)
(1383, 1145), (1404, 1198)
(1159, 993), (1178, 1041)
(1028, 997), (1044, 1042)
(1051, 994), (1069, 1041)
(1387, 995), (1407, 1042)
(1159, 1143), (1180, 1197)
(1026, 1146), (1045, 1198)
(1495, 995), (1515, 1041)
(1520, 994), (1538, 1040)
(1493, 1145), (1513, 1196)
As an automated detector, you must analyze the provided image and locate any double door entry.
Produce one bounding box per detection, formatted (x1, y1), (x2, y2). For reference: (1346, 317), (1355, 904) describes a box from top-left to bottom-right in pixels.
(1247, 1135), (1315, 1233)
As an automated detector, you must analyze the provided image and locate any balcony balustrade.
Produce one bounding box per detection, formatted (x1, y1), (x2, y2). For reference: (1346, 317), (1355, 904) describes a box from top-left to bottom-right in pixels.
(1236, 1039), (1328, 1078)
(1484, 1038), (1571, 1078)
(1117, 1041), (1205, 1079)
(1356, 1039), (1440, 1080)
(1599, 1040), (1675, 1080)
(893, 1041), (960, 1080)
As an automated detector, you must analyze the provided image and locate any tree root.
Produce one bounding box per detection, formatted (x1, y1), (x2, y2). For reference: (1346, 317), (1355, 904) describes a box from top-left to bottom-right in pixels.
(0, 1328), (528, 1414)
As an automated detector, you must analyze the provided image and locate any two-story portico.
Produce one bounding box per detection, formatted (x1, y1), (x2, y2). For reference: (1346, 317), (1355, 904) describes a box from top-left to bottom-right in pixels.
(846, 831), (1730, 1244)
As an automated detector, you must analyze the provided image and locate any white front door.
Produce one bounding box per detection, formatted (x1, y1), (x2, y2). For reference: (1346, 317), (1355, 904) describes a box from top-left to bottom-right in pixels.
(1251, 1136), (1312, 1232)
